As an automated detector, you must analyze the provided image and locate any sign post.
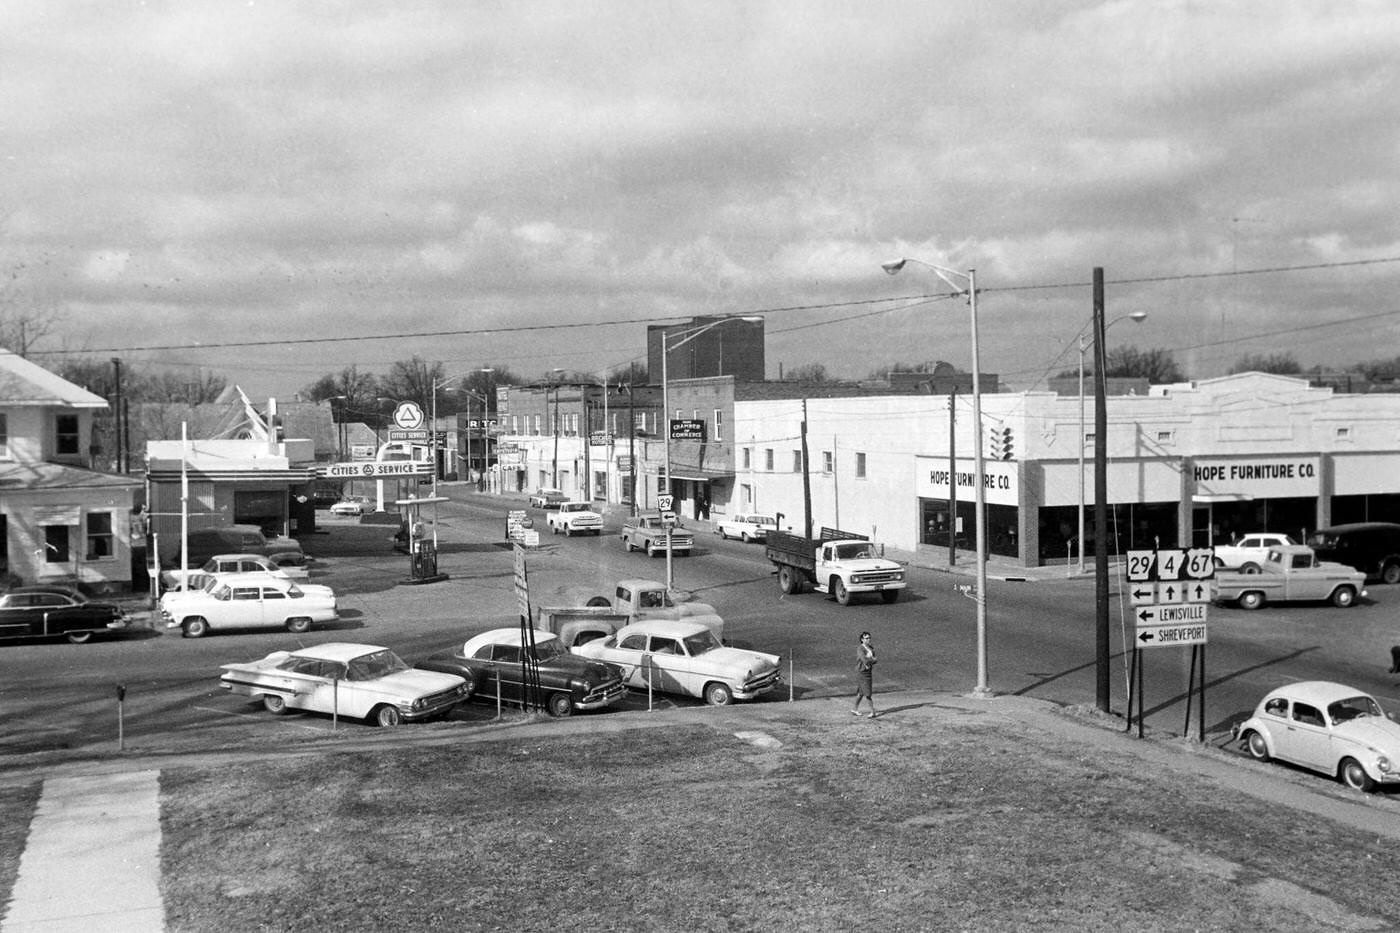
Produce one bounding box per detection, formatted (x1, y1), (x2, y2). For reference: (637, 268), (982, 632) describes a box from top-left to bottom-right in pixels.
(1125, 547), (1213, 741)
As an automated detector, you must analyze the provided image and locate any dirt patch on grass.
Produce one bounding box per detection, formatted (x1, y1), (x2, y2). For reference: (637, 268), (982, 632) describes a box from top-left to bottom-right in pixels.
(156, 711), (1400, 932)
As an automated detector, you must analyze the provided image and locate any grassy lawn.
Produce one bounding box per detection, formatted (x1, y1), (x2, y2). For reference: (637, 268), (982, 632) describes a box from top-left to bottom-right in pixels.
(156, 712), (1400, 933)
(0, 783), (41, 913)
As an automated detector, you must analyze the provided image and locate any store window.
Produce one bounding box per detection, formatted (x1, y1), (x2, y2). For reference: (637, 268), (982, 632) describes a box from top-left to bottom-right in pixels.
(822, 451), (833, 474)
(855, 452), (867, 478)
(713, 409), (723, 442)
(764, 449), (774, 471)
(792, 450), (802, 472)
(742, 448), (751, 469)
(86, 512), (114, 560)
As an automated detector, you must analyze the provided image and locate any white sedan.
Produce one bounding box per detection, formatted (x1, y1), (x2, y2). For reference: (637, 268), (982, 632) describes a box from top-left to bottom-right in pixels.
(220, 642), (468, 727)
(1234, 681), (1400, 792)
(572, 619), (781, 706)
(329, 496), (372, 516)
(160, 552), (304, 591)
(714, 513), (778, 543)
(160, 573), (339, 638)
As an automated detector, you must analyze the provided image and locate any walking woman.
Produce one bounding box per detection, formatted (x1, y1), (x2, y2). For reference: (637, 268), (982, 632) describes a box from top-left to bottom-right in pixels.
(852, 631), (878, 718)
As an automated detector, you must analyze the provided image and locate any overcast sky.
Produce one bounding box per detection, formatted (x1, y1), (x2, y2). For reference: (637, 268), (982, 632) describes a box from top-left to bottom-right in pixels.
(5, 2), (1399, 400)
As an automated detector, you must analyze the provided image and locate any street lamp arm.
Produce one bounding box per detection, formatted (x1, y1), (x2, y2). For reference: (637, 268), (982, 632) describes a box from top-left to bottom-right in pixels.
(882, 257), (972, 294)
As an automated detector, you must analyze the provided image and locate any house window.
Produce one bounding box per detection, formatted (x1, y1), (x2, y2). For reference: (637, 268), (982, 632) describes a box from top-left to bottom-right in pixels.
(792, 450), (803, 472)
(44, 526), (70, 563)
(86, 512), (114, 560)
(0, 413), (8, 459)
(741, 483), (753, 508)
(1156, 430), (1174, 444)
(635, 412), (647, 433)
(764, 449), (774, 471)
(1336, 427), (1351, 439)
(822, 451), (833, 474)
(713, 409), (723, 442)
(855, 452), (867, 478)
(742, 447), (751, 469)
(56, 414), (80, 456)
(534, 414), (542, 435)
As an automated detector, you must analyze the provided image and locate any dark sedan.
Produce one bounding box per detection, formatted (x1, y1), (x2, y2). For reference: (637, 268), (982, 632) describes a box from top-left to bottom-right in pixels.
(415, 628), (627, 717)
(0, 586), (130, 644)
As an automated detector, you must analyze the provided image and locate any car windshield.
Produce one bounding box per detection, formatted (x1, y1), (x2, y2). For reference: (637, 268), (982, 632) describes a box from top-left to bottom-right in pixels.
(530, 639), (566, 661)
(682, 629), (722, 655)
(1328, 695), (1383, 724)
(345, 649), (410, 681)
(834, 543), (876, 559)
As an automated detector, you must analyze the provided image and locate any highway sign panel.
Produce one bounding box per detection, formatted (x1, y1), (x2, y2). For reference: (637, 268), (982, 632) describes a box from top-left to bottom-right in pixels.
(1135, 622), (1208, 648)
(1135, 602), (1208, 626)
(656, 494), (674, 511)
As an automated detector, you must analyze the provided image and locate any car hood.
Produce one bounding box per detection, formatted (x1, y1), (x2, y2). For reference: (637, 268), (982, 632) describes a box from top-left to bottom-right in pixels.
(694, 646), (780, 670)
(1335, 717), (1400, 751)
(370, 668), (466, 695)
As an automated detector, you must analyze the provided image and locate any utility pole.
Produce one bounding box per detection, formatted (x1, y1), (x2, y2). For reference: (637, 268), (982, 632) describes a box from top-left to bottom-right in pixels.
(800, 398), (813, 539)
(948, 387), (957, 565)
(1093, 267), (1110, 713)
(111, 357), (125, 474)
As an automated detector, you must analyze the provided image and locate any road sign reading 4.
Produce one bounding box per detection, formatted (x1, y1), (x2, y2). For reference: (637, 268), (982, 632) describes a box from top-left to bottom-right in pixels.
(1154, 549), (1184, 581)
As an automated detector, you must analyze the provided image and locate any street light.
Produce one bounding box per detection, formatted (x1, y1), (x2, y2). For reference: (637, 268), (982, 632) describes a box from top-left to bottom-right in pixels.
(660, 316), (762, 590)
(882, 256), (990, 698)
(548, 368), (565, 489)
(1076, 311), (1147, 574)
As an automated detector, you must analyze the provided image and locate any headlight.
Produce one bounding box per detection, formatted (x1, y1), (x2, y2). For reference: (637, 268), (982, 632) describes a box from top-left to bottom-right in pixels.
(411, 698), (426, 710)
(1377, 756), (1393, 774)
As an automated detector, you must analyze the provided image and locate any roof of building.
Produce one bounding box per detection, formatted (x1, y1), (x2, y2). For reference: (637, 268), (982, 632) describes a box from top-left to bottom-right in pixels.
(0, 349), (108, 408)
(0, 460), (142, 490)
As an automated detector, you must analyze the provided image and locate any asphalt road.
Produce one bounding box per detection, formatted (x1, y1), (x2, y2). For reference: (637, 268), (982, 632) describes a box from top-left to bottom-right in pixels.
(5, 487), (1399, 761)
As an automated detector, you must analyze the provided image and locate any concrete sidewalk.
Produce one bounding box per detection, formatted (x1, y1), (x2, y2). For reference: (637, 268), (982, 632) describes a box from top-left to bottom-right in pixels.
(2, 770), (164, 933)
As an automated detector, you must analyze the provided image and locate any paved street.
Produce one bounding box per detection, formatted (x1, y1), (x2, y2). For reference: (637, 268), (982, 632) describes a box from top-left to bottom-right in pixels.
(4, 486), (1400, 766)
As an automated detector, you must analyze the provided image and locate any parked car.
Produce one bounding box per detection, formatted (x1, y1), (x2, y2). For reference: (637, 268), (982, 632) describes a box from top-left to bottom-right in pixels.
(546, 501), (604, 536)
(572, 619), (781, 706)
(528, 488), (570, 509)
(414, 628), (627, 717)
(714, 513), (778, 543)
(160, 574), (338, 638)
(160, 552), (302, 592)
(0, 586), (130, 645)
(1233, 681), (1400, 792)
(1306, 522), (1400, 584)
(159, 524), (308, 577)
(329, 496), (372, 516)
(220, 642), (469, 726)
(1212, 532), (1297, 572)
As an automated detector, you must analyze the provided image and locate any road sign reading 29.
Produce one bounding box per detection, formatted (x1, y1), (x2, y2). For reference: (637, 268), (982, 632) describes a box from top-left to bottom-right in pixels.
(1126, 548), (1214, 583)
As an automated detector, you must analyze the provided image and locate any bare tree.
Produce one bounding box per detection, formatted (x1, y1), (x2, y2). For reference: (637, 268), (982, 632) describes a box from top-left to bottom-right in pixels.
(301, 366), (380, 407)
(380, 356), (445, 413)
(781, 362), (830, 382)
(1230, 353), (1302, 375)
(1101, 346), (1185, 383)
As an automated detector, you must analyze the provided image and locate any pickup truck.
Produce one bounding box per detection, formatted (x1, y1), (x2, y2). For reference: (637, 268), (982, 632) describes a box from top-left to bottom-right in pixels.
(546, 501), (603, 536)
(1212, 532), (1297, 572)
(1213, 545), (1367, 609)
(537, 578), (724, 641)
(621, 515), (694, 557)
(765, 528), (907, 606)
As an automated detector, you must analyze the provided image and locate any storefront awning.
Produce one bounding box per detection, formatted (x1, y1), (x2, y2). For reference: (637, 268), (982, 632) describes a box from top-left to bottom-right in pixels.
(1191, 493), (1253, 503)
(667, 472), (732, 483)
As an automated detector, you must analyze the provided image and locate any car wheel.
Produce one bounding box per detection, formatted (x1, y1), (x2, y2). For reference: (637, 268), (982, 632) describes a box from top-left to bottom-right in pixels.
(1237, 591), (1265, 611)
(646, 542), (657, 558)
(703, 682), (734, 706)
(585, 596), (612, 607)
(881, 589), (900, 604)
(1243, 730), (1269, 761)
(834, 578), (852, 606)
(183, 617), (210, 638)
(546, 692), (574, 718)
(285, 616), (312, 633)
(1331, 586), (1357, 608)
(66, 630), (93, 644)
(718, 528), (728, 540)
(778, 566), (801, 594)
(1382, 562), (1400, 585)
(372, 705), (403, 728)
(263, 694), (289, 715)
(1239, 562), (1261, 575)
(1339, 757), (1375, 792)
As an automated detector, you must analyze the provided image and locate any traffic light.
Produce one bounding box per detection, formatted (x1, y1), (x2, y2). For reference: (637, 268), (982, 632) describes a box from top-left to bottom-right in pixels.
(987, 424), (1013, 460)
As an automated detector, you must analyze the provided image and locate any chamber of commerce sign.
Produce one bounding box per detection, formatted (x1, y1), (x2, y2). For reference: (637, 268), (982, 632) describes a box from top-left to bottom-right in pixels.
(669, 419), (706, 441)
